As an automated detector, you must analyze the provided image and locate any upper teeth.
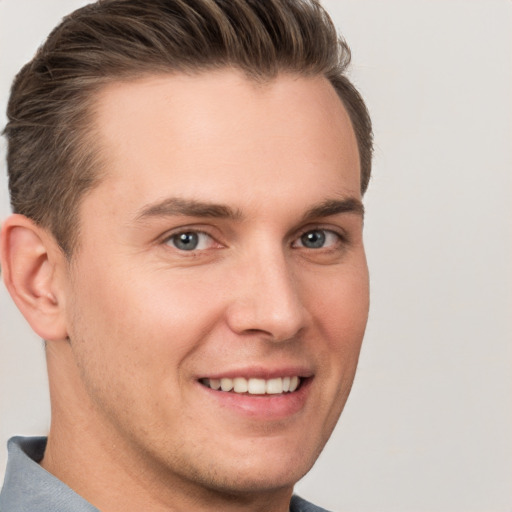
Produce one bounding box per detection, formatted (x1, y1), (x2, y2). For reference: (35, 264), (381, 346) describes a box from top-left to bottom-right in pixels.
(202, 376), (300, 394)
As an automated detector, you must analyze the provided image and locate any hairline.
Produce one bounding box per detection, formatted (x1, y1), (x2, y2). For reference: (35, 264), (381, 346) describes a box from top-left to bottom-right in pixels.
(66, 66), (364, 258)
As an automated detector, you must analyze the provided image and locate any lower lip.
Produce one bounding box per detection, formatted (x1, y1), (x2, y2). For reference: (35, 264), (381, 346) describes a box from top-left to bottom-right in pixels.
(198, 378), (312, 420)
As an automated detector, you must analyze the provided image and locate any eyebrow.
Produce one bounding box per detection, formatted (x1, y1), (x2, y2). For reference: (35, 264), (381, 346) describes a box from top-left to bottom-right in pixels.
(300, 197), (365, 222)
(134, 196), (363, 223)
(135, 197), (243, 222)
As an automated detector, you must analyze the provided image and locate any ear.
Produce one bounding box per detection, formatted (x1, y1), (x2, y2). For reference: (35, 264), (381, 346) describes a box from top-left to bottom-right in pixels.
(1, 214), (69, 341)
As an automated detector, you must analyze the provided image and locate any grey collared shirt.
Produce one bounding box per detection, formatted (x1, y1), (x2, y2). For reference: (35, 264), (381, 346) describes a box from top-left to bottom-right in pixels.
(0, 437), (331, 512)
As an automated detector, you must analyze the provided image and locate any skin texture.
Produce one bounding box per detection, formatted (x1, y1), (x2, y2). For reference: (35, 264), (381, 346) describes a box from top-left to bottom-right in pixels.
(1, 70), (369, 512)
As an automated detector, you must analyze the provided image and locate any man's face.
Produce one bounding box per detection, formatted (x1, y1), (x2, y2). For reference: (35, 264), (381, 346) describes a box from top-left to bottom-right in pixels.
(60, 70), (369, 495)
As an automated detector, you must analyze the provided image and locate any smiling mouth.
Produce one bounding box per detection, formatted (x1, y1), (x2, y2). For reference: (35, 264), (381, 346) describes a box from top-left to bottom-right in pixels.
(200, 376), (302, 395)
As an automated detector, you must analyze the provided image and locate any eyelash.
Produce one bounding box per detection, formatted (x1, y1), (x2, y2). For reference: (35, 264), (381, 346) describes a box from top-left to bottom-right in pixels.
(163, 230), (219, 252)
(162, 226), (348, 254)
(292, 227), (347, 250)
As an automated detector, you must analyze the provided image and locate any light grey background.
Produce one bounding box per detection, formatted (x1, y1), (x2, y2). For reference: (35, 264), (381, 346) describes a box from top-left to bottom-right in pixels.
(1, 1), (511, 511)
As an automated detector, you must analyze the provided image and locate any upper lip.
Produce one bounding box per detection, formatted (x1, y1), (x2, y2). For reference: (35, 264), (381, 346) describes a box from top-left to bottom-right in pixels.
(197, 366), (313, 380)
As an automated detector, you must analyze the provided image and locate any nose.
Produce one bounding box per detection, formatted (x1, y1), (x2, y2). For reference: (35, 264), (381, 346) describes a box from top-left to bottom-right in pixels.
(225, 248), (308, 342)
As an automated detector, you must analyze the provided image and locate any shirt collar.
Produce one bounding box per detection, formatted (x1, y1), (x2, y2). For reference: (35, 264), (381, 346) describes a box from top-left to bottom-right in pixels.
(0, 436), (99, 512)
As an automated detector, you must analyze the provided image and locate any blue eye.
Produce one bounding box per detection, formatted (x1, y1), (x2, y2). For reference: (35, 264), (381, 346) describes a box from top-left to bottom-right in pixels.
(167, 231), (213, 251)
(296, 229), (341, 249)
(171, 232), (199, 251)
(300, 230), (326, 248)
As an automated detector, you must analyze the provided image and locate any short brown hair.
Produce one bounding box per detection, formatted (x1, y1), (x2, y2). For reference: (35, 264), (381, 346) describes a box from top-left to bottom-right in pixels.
(5, 0), (373, 255)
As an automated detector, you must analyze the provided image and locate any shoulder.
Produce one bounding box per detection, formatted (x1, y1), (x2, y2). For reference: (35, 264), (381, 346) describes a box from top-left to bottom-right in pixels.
(290, 495), (334, 512)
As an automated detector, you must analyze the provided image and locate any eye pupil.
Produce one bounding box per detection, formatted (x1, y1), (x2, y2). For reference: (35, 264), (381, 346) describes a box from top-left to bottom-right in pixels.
(173, 232), (199, 250)
(301, 230), (325, 248)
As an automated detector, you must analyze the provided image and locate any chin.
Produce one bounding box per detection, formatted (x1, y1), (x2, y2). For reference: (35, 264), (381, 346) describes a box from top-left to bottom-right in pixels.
(195, 443), (320, 496)
(200, 468), (305, 498)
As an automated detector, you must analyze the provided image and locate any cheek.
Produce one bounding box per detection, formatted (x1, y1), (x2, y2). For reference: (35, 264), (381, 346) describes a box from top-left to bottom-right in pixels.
(305, 261), (369, 402)
(63, 270), (207, 428)
(298, 265), (369, 451)
(66, 262), (225, 375)
(308, 262), (370, 345)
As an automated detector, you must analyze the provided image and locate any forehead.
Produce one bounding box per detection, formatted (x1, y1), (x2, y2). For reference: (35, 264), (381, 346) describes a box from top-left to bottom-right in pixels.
(87, 70), (360, 215)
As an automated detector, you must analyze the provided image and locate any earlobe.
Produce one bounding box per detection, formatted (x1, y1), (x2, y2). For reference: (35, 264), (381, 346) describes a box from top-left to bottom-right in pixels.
(1, 214), (69, 341)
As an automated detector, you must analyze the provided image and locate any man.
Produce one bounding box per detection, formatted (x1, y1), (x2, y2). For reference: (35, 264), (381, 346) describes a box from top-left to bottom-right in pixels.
(0, 0), (372, 511)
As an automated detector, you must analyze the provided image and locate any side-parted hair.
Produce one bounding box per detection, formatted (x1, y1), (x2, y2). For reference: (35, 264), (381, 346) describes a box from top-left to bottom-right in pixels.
(4, 0), (373, 255)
